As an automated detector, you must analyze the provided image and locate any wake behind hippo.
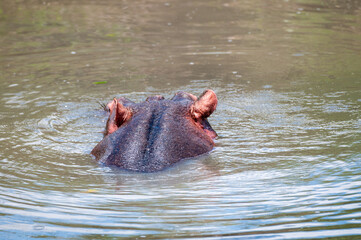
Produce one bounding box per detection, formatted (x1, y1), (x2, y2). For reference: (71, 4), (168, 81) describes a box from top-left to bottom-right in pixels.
(91, 90), (217, 172)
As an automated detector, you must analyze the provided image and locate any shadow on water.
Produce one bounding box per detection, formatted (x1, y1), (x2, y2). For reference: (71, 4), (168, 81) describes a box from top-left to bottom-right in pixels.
(0, 0), (361, 239)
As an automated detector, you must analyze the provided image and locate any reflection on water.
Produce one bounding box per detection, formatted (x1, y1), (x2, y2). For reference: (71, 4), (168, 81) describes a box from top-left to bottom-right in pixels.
(0, 0), (360, 239)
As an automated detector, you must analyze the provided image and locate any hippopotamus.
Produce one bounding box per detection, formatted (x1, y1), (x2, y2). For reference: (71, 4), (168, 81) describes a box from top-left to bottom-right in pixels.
(91, 90), (218, 172)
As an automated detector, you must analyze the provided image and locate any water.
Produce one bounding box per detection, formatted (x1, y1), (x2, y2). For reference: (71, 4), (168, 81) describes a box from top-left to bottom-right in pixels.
(0, 0), (361, 239)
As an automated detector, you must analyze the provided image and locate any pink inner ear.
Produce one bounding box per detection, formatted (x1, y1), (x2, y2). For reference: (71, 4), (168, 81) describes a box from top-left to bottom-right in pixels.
(192, 90), (217, 119)
(106, 98), (132, 135)
(115, 101), (132, 125)
(106, 99), (119, 135)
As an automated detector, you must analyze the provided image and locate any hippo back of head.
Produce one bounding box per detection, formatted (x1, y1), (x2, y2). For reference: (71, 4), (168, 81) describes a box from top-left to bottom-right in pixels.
(91, 90), (217, 172)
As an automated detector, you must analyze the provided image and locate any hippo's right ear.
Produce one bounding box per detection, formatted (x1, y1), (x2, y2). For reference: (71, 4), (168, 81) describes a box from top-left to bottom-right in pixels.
(105, 98), (132, 135)
(191, 90), (217, 119)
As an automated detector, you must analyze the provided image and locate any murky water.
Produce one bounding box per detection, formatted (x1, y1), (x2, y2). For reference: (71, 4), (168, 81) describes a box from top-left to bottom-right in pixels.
(1, 0), (361, 239)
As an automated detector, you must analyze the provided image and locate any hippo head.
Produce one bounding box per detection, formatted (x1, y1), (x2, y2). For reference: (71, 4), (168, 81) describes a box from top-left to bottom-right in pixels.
(91, 90), (217, 172)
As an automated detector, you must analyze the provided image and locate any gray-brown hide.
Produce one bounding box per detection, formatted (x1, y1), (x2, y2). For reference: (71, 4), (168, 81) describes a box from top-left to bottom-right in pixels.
(91, 90), (218, 172)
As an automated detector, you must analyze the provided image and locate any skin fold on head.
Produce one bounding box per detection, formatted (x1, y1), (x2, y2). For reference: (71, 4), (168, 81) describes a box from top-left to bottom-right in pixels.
(91, 89), (218, 172)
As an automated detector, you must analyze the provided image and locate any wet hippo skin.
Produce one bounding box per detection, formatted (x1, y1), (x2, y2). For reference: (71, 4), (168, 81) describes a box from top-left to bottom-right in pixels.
(91, 90), (218, 172)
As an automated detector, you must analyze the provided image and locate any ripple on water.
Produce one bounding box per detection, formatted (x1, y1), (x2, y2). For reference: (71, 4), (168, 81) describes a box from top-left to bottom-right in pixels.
(1, 67), (361, 239)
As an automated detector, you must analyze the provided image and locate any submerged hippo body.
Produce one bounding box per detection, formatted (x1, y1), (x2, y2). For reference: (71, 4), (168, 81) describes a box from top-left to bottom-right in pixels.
(91, 90), (217, 172)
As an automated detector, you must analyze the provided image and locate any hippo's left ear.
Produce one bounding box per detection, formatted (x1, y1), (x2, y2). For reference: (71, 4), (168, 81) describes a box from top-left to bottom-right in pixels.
(106, 98), (132, 135)
(191, 90), (217, 119)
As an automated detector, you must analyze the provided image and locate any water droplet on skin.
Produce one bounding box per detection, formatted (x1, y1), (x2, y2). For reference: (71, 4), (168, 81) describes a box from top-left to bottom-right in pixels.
(71, 51), (76, 54)
(189, 62), (194, 65)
